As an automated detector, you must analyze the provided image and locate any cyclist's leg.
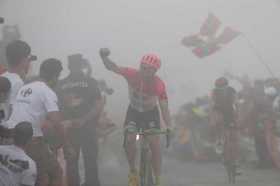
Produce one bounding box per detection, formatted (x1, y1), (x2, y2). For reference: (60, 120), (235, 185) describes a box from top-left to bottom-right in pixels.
(148, 135), (161, 182)
(124, 107), (138, 172)
(126, 132), (139, 186)
(126, 132), (137, 172)
(124, 107), (139, 186)
(223, 127), (233, 183)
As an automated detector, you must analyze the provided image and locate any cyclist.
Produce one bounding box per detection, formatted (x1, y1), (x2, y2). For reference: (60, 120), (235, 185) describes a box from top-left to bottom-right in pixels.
(211, 77), (239, 167)
(99, 48), (172, 186)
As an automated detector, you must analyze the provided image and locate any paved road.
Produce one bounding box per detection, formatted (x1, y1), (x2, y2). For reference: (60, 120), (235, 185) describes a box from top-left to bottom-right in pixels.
(77, 132), (280, 186)
(99, 156), (280, 186)
(100, 160), (280, 186)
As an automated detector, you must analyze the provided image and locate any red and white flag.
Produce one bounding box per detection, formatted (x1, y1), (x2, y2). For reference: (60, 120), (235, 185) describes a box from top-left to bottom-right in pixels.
(216, 26), (241, 44)
(181, 35), (204, 48)
(192, 43), (221, 58)
(182, 13), (240, 58)
(200, 13), (221, 37)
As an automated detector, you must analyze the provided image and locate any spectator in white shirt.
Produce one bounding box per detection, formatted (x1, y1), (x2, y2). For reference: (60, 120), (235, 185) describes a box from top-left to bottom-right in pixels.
(1, 40), (36, 121)
(0, 121), (37, 186)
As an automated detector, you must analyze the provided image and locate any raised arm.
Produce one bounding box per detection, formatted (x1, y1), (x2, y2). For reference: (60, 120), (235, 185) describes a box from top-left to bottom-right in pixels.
(99, 48), (122, 74)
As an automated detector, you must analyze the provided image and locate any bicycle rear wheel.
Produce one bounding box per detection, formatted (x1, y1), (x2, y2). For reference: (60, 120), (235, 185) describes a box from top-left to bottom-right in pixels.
(223, 128), (237, 184)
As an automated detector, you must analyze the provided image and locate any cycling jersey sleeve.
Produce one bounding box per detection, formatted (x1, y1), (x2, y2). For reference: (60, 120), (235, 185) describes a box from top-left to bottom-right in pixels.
(118, 67), (137, 80)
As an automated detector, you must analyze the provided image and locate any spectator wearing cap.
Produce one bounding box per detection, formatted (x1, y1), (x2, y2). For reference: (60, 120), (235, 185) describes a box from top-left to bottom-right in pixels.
(57, 53), (103, 186)
(0, 121), (37, 186)
(0, 40), (36, 123)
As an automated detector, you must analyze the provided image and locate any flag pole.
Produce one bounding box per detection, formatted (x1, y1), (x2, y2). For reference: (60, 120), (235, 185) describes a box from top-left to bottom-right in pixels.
(241, 33), (276, 78)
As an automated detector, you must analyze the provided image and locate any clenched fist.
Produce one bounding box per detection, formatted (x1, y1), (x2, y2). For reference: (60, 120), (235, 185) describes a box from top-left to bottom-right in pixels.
(99, 48), (111, 58)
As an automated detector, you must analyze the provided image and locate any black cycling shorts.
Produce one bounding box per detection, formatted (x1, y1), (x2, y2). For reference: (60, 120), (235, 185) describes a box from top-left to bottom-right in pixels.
(124, 106), (160, 130)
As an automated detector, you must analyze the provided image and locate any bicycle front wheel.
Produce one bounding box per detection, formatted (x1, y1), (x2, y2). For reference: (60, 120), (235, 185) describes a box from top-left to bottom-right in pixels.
(140, 148), (154, 186)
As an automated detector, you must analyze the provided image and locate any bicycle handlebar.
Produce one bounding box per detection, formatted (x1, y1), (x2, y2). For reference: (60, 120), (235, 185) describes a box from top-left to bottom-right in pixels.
(123, 127), (171, 148)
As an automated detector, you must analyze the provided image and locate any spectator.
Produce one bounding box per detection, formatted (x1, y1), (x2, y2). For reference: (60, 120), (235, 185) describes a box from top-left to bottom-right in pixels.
(0, 122), (37, 186)
(57, 54), (103, 186)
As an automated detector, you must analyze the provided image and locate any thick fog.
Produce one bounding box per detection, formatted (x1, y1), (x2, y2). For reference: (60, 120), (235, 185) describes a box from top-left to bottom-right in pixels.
(1, 0), (280, 121)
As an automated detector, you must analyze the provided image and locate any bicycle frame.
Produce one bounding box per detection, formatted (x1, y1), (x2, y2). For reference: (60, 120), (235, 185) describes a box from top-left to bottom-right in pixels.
(139, 131), (154, 186)
(124, 127), (169, 186)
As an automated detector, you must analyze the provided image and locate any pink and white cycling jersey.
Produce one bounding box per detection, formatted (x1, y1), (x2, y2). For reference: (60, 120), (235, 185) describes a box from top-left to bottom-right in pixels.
(118, 67), (168, 112)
